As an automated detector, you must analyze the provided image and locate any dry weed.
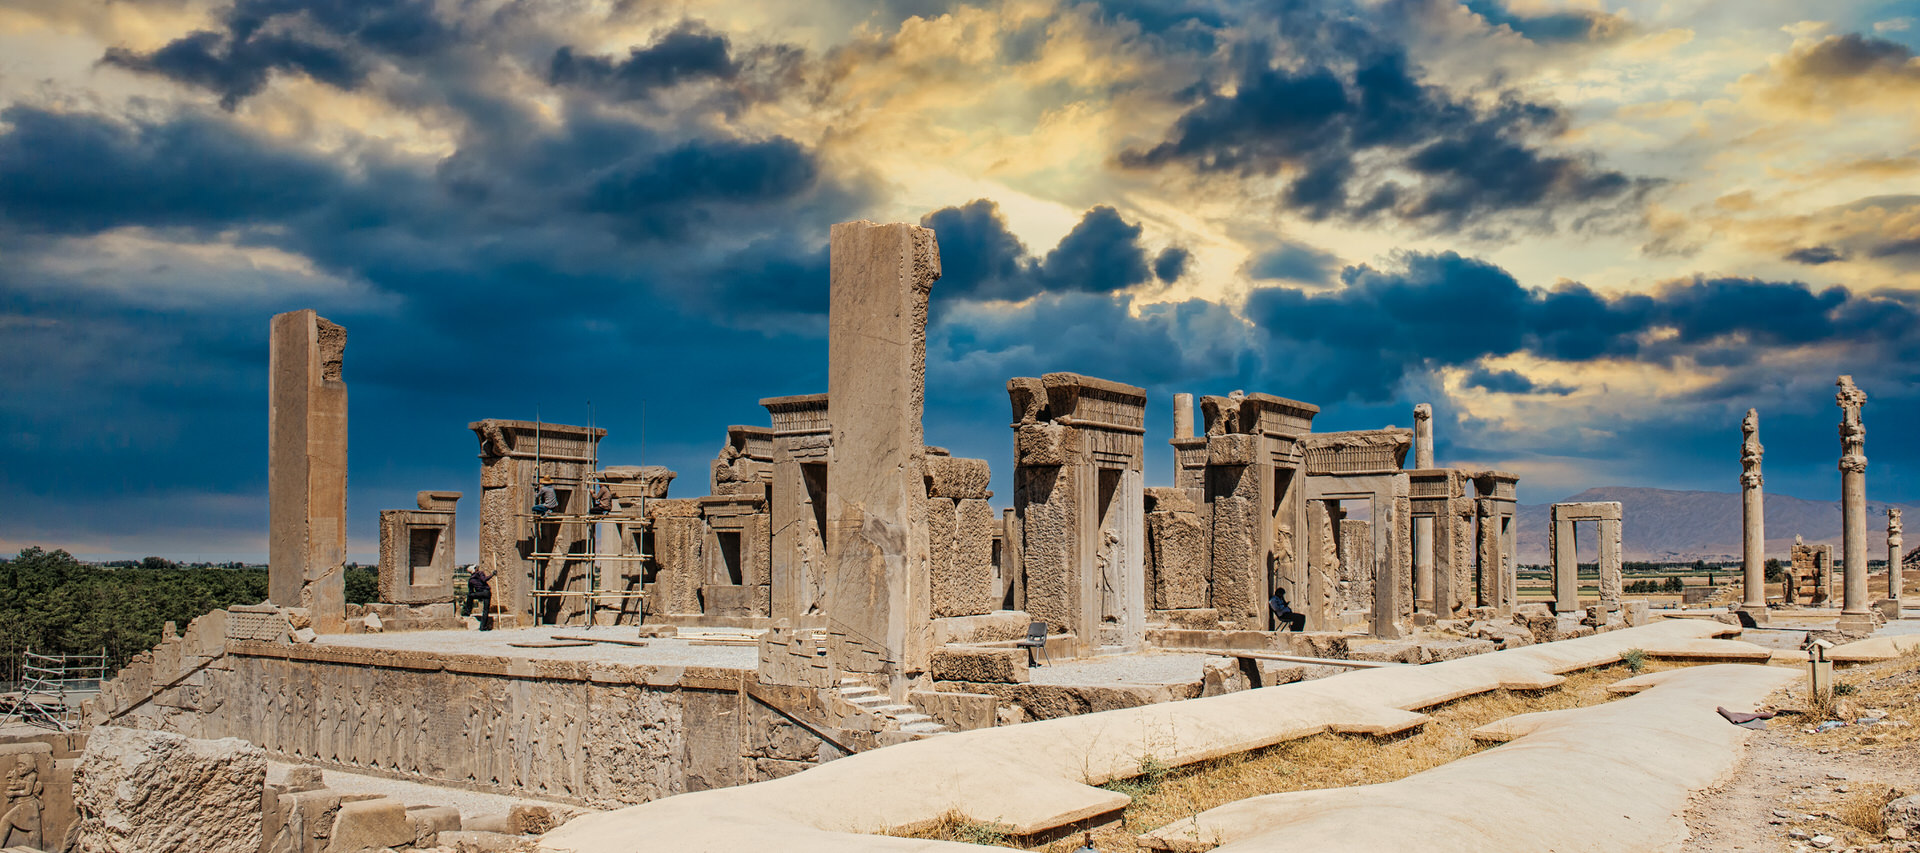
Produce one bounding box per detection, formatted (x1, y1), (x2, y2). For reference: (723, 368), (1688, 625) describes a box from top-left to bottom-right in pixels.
(1835, 785), (1901, 836)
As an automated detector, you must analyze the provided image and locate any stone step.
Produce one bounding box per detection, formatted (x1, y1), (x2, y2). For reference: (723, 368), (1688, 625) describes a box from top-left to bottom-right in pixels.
(845, 695), (889, 707)
(874, 704), (915, 715)
(900, 721), (946, 734)
(890, 712), (933, 725)
(836, 686), (878, 698)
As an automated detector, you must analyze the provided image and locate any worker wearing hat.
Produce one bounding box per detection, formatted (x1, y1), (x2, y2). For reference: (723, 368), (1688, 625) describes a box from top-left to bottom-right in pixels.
(531, 476), (560, 516)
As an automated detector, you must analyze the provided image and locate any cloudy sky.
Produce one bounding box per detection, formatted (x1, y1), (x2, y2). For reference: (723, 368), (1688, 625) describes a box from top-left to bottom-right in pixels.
(2, 0), (1918, 561)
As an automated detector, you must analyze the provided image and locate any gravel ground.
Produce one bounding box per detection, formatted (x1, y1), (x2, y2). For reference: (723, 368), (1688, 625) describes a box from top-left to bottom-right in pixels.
(266, 761), (590, 821)
(316, 627), (758, 669)
(1027, 651), (1213, 686)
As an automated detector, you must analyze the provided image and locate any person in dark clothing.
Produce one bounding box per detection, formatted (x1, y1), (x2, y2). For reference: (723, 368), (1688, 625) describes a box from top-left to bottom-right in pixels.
(465, 566), (494, 631)
(590, 482), (614, 515)
(1269, 587), (1305, 632)
(531, 478), (560, 516)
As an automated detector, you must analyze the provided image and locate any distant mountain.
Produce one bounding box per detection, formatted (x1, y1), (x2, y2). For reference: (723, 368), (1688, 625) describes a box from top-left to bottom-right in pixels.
(1512, 486), (1920, 563)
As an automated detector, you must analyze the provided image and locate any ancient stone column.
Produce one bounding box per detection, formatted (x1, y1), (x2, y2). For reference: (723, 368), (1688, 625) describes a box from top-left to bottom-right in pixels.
(1739, 408), (1768, 620)
(1172, 393), (1194, 439)
(1836, 376), (1872, 629)
(1411, 403), (1434, 612)
(268, 309), (348, 634)
(1886, 508), (1904, 613)
(824, 221), (939, 691)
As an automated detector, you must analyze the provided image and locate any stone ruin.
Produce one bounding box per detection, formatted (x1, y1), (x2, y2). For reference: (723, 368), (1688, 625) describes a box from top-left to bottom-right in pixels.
(63, 219), (1869, 853)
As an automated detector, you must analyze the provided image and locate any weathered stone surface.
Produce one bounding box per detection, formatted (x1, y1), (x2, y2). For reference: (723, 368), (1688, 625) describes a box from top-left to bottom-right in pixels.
(69, 726), (266, 853)
(326, 798), (410, 853)
(825, 220), (939, 682)
(1883, 795), (1920, 834)
(930, 647), (1029, 684)
(377, 497), (457, 606)
(928, 498), (997, 618)
(925, 456), (991, 500)
(1146, 488), (1206, 611)
(1200, 657), (1252, 696)
(930, 612), (1031, 645)
(269, 309), (348, 634)
(909, 690), (998, 731)
(406, 805), (461, 847)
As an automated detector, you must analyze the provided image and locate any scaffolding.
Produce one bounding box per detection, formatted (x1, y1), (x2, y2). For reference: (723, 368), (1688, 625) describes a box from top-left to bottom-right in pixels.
(521, 408), (651, 628)
(3, 649), (109, 731)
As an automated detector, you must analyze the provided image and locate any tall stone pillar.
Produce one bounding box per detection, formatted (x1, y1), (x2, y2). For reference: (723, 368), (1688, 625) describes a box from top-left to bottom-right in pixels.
(824, 221), (939, 692)
(1411, 403), (1435, 613)
(1738, 408), (1768, 621)
(1836, 376), (1873, 631)
(1173, 394), (1194, 439)
(1882, 508), (1904, 618)
(268, 310), (348, 634)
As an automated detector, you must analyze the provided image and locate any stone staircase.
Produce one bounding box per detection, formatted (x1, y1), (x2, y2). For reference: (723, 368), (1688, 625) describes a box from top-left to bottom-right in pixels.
(832, 677), (948, 736)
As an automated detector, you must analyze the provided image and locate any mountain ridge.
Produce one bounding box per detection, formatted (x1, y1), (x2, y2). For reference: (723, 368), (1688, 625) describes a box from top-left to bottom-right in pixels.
(1512, 486), (1919, 563)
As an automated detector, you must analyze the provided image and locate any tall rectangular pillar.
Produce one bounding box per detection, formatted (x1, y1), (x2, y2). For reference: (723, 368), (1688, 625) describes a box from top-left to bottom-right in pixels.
(1550, 516), (1578, 615)
(268, 309), (348, 634)
(824, 221), (939, 687)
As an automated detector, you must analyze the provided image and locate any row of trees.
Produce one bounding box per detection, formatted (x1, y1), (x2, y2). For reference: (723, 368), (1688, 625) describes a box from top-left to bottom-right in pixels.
(0, 547), (379, 684)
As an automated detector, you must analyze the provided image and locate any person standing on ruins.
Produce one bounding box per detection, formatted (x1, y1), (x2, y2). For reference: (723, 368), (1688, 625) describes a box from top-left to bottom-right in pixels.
(465, 566), (494, 631)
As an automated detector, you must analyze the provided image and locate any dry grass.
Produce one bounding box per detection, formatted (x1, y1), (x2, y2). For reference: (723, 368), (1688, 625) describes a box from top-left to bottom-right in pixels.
(901, 661), (1681, 851)
(1835, 785), (1902, 836)
(1790, 647), (1920, 751)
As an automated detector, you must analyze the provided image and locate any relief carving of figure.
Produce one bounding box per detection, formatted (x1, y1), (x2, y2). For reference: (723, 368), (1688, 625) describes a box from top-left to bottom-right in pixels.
(1836, 376), (1868, 473)
(0, 755), (43, 850)
(1740, 408), (1764, 489)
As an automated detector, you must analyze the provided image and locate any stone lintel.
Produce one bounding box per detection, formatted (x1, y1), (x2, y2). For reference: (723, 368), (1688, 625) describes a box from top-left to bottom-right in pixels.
(1550, 501), (1622, 521)
(1040, 371), (1147, 401)
(415, 490), (462, 511)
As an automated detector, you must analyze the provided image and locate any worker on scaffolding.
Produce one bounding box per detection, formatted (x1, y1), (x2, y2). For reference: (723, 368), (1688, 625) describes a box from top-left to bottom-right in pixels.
(590, 481), (614, 515)
(465, 566), (494, 631)
(532, 477), (560, 516)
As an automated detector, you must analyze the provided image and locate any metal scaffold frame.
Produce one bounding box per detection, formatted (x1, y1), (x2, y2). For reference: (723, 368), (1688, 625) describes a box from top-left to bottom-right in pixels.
(522, 404), (651, 628)
(3, 649), (109, 731)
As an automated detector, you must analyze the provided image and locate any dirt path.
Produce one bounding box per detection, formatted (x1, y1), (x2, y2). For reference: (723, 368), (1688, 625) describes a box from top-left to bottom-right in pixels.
(1686, 656), (1920, 853)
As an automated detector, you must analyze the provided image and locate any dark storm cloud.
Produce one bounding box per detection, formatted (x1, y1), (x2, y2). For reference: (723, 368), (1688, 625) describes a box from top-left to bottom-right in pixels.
(1248, 241), (1341, 285)
(1153, 247), (1190, 283)
(1786, 246), (1845, 265)
(1460, 0), (1634, 44)
(0, 106), (339, 234)
(582, 136), (820, 240)
(918, 200), (1161, 301)
(101, 0), (450, 108)
(1118, 9), (1652, 231)
(1463, 366), (1570, 395)
(548, 21), (740, 101)
(1241, 251), (1920, 402)
(1780, 33), (1920, 82)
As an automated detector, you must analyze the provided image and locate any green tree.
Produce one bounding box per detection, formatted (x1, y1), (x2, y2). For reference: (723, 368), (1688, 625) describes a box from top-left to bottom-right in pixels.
(1664, 575), (1685, 593)
(1765, 558), (1786, 583)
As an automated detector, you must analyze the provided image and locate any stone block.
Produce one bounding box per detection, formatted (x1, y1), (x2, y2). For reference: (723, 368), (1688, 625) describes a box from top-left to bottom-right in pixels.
(1151, 609), (1220, 630)
(508, 803), (583, 835)
(925, 456), (992, 499)
(1623, 600), (1651, 627)
(930, 498), (997, 618)
(909, 690), (998, 731)
(69, 726), (267, 853)
(406, 805), (461, 847)
(1200, 657), (1252, 696)
(1206, 433), (1257, 466)
(1014, 422), (1073, 467)
(930, 612), (1032, 645)
(1349, 642), (1423, 664)
(1282, 632), (1351, 659)
(325, 798), (410, 853)
(930, 647), (1030, 684)
(1420, 638), (1497, 662)
(1147, 507), (1206, 611)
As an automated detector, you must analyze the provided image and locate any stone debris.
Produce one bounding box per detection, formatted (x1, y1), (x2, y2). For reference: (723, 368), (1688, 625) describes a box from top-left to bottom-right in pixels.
(68, 726), (268, 853)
